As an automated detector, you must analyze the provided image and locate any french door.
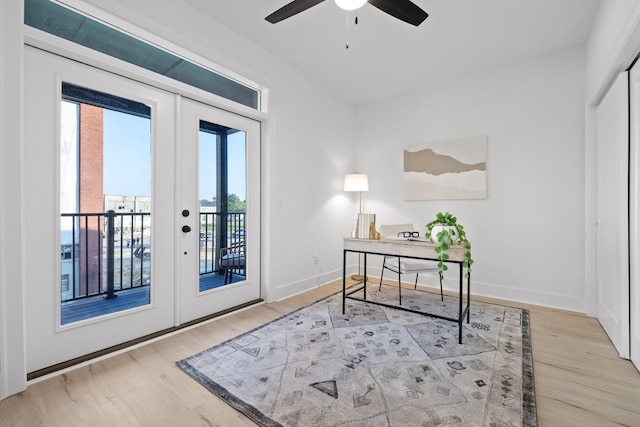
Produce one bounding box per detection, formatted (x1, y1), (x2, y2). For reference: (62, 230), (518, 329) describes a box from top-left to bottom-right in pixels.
(177, 98), (261, 323)
(24, 46), (261, 373)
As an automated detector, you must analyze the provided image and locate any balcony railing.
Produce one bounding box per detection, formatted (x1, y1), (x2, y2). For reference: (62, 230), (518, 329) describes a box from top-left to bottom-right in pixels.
(60, 210), (245, 303)
(199, 211), (245, 274)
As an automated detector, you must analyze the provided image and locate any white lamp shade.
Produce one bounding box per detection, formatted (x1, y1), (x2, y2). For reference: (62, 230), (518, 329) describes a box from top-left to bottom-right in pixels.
(335, 0), (368, 11)
(344, 173), (369, 192)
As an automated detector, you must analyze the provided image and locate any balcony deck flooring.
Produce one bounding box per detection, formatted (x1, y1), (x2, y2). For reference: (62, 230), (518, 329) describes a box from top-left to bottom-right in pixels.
(61, 272), (243, 324)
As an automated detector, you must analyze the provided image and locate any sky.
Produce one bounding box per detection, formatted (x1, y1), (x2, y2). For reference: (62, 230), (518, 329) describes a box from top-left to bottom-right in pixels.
(103, 109), (247, 201)
(199, 130), (247, 202)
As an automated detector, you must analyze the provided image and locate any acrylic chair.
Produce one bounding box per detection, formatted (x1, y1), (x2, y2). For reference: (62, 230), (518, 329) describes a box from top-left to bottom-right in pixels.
(378, 224), (443, 305)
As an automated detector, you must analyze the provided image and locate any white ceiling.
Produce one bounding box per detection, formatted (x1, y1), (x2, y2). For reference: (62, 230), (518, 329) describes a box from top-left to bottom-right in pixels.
(184, 0), (601, 105)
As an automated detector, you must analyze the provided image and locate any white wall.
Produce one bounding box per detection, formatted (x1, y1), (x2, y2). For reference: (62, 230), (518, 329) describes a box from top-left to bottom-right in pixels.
(356, 47), (587, 311)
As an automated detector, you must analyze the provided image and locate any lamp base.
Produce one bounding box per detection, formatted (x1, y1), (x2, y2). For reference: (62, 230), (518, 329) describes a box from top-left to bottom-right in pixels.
(350, 274), (369, 281)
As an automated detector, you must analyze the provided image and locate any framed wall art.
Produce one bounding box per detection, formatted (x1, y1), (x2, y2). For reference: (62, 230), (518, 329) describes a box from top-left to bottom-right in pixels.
(404, 136), (487, 200)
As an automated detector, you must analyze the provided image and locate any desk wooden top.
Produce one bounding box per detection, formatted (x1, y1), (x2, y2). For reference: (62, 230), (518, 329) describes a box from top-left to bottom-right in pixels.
(343, 237), (467, 262)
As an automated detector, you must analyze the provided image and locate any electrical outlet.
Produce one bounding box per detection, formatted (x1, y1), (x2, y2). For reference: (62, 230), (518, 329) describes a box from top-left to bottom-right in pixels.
(313, 255), (319, 265)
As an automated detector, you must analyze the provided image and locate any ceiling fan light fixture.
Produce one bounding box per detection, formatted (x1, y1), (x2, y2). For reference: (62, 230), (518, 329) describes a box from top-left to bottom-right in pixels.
(334, 0), (367, 11)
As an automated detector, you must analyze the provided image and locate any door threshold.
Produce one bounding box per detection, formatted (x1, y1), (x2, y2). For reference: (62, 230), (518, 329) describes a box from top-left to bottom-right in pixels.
(27, 298), (264, 381)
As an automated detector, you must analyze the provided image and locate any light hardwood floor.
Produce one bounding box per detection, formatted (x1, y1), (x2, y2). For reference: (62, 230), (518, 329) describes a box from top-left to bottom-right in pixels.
(1, 281), (639, 427)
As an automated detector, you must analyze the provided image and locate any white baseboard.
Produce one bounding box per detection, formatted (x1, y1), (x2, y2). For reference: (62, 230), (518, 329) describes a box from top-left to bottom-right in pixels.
(271, 267), (585, 314)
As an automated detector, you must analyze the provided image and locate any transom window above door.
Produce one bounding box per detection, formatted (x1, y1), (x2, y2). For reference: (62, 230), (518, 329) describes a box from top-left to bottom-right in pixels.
(24, 0), (261, 110)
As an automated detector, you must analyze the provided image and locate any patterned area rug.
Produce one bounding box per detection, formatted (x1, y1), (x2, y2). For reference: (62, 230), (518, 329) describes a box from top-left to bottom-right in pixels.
(177, 286), (537, 426)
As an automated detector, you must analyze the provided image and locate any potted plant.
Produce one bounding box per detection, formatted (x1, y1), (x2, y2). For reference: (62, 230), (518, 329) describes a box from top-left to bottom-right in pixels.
(425, 212), (473, 280)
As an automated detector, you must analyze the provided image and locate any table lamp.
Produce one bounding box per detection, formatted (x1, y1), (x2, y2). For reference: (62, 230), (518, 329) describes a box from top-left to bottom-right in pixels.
(344, 173), (368, 214)
(344, 173), (369, 281)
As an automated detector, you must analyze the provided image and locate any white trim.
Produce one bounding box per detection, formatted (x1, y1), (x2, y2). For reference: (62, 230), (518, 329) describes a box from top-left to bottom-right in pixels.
(584, 104), (598, 317)
(23, 27), (267, 124)
(173, 94), (183, 328)
(589, 2), (640, 106)
(0, 4), (6, 400)
(27, 298), (266, 386)
(1, 0), (26, 400)
(260, 115), (273, 302)
(629, 61), (640, 370)
(271, 270), (345, 303)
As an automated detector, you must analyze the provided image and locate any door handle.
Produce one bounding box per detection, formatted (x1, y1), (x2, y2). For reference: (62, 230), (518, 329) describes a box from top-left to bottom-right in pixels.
(182, 225), (191, 233)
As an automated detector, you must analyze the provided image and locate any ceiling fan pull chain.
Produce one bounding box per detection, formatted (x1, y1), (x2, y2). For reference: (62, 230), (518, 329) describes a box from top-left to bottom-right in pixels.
(345, 11), (350, 49)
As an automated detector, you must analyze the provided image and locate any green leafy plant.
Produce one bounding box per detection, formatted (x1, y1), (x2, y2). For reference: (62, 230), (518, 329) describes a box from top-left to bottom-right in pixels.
(425, 212), (473, 280)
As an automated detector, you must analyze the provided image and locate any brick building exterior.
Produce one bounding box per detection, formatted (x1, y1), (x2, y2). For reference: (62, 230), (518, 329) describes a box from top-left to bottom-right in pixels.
(78, 104), (103, 296)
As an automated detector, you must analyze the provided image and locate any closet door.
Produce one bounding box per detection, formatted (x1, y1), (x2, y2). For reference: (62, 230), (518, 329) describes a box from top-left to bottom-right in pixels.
(630, 64), (640, 370)
(595, 72), (630, 359)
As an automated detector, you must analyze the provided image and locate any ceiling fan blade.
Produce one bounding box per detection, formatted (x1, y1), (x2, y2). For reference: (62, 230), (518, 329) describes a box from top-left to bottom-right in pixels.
(265, 0), (327, 24)
(368, 0), (428, 26)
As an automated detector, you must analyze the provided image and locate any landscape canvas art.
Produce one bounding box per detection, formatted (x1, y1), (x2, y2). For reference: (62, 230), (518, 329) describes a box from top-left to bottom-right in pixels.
(404, 136), (487, 200)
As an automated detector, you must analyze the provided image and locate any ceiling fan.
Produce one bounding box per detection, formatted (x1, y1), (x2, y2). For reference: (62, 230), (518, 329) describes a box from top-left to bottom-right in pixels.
(265, 0), (428, 26)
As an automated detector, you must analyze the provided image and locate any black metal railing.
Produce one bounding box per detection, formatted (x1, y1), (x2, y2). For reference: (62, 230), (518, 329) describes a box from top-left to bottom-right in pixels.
(61, 211), (151, 302)
(198, 211), (245, 275)
(60, 211), (245, 303)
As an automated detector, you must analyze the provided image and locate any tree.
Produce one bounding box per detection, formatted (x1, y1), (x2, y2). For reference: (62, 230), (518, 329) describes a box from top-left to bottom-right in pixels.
(227, 193), (246, 212)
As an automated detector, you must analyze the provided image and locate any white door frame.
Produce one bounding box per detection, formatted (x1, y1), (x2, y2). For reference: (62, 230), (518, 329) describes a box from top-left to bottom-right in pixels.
(23, 46), (268, 374)
(629, 62), (640, 370)
(595, 71), (630, 359)
(0, 0), (26, 400)
(2, 5), (272, 399)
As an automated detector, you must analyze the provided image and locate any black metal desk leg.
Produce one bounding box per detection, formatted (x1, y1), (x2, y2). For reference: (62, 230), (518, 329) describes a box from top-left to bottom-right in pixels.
(342, 249), (347, 314)
(459, 264), (463, 344)
(363, 253), (367, 300)
(467, 273), (471, 323)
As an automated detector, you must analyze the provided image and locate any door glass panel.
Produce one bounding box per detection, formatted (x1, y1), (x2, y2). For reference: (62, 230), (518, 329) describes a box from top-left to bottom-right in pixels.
(198, 120), (247, 292)
(60, 84), (152, 324)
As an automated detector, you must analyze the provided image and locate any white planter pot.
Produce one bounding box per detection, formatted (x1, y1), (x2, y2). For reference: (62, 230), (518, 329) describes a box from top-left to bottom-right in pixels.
(429, 225), (459, 244)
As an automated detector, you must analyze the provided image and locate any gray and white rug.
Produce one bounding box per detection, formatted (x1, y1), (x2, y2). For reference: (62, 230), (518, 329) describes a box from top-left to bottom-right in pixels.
(177, 286), (536, 426)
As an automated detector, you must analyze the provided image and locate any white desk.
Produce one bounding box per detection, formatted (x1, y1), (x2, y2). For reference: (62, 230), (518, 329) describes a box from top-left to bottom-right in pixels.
(342, 237), (471, 344)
